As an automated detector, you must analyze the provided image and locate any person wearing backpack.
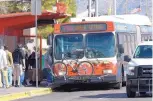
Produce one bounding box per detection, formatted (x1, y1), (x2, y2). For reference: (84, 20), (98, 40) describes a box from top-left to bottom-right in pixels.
(12, 44), (25, 87)
(22, 45), (32, 86)
(28, 48), (36, 85)
(4, 45), (14, 87)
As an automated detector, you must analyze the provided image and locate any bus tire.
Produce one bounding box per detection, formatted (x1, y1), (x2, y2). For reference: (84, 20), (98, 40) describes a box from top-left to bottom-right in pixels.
(113, 74), (122, 89)
(113, 82), (122, 89)
(122, 66), (126, 86)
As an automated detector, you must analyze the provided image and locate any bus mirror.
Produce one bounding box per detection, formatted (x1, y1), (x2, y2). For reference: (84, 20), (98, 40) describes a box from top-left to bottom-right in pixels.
(47, 34), (53, 45)
(118, 44), (124, 53)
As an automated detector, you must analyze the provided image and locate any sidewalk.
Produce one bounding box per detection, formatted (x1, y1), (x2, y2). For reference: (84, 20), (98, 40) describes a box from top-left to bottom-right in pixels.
(0, 87), (52, 101)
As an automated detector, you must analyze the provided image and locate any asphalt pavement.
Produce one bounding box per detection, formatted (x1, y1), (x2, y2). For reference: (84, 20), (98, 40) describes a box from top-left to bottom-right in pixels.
(14, 84), (152, 101)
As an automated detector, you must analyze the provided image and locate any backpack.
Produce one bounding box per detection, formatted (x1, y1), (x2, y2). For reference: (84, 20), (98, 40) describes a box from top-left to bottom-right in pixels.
(28, 52), (36, 67)
(12, 49), (22, 64)
(6, 51), (12, 66)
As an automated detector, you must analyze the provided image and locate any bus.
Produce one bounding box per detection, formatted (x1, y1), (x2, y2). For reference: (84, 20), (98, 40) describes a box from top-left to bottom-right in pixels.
(140, 25), (152, 41)
(69, 15), (152, 85)
(47, 15), (152, 90)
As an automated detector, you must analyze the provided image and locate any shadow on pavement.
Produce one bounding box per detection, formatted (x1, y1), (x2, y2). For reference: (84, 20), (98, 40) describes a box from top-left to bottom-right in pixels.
(80, 93), (152, 99)
(80, 93), (127, 98)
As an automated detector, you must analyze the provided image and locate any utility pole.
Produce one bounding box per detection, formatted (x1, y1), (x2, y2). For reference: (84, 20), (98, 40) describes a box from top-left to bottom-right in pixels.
(88, 0), (91, 17)
(95, 0), (98, 17)
(31, 0), (42, 88)
(35, 0), (38, 88)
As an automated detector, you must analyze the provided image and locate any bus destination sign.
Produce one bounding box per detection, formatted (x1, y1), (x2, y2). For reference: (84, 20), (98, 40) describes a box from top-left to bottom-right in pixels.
(60, 23), (107, 33)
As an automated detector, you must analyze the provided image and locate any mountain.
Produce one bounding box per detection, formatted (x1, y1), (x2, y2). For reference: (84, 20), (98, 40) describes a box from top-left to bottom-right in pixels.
(76, 0), (152, 20)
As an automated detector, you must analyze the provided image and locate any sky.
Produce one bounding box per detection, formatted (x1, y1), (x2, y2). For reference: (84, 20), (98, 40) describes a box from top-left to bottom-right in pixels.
(76, 0), (152, 20)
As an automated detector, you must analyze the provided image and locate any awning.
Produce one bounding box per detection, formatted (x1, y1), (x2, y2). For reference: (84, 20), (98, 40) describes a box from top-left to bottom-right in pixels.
(0, 10), (70, 34)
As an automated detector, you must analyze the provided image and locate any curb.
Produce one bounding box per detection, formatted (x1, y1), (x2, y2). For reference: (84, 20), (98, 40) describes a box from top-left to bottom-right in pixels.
(0, 88), (52, 101)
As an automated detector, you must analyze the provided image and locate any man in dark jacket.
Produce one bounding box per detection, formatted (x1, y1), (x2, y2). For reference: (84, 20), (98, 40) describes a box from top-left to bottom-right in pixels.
(12, 44), (25, 87)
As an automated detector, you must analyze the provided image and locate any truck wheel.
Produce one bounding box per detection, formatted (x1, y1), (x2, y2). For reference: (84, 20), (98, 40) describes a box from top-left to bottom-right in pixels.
(126, 86), (136, 98)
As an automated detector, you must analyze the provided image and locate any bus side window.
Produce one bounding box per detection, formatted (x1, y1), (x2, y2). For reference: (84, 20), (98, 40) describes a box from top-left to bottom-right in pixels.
(149, 36), (152, 41)
(127, 35), (132, 56)
(124, 34), (128, 55)
(130, 34), (135, 55)
(141, 35), (144, 41)
(116, 33), (124, 57)
(133, 34), (137, 48)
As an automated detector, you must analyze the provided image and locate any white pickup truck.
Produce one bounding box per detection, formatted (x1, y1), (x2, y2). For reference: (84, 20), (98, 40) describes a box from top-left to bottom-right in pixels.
(124, 41), (153, 98)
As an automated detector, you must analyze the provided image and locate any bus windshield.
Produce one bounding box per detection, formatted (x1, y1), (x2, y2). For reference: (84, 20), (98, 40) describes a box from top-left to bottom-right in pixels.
(55, 34), (84, 60)
(133, 45), (152, 58)
(54, 32), (116, 60)
(85, 32), (115, 58)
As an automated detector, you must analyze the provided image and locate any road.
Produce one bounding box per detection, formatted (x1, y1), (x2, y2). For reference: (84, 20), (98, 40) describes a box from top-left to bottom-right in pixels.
(15, 84), (152, 101)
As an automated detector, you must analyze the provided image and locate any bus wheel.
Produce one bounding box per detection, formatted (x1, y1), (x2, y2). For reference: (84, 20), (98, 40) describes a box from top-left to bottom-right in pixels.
(113, 75), (122, 89)
(122, 66), (126, 86)
(113, 82), (122, 89)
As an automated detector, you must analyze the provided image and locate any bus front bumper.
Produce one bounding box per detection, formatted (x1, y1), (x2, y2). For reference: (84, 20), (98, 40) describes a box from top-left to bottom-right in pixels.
(51, 75), (117, 88)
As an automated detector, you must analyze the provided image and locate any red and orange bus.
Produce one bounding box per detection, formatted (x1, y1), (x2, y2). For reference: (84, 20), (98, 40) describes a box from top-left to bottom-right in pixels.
(47, 17), (152, 89)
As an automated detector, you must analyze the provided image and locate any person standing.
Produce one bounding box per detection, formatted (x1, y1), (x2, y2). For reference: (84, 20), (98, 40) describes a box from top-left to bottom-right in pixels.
(23, 45), (32, 86)
(12, 44), (25, 87)
(0, 45), (9, 88)
(4, 45), (14, 87)
(28, 47), (36, 85)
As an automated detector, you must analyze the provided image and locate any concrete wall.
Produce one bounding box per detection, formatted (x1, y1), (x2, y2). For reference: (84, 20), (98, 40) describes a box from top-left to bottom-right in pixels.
(0, 35), (17, 52)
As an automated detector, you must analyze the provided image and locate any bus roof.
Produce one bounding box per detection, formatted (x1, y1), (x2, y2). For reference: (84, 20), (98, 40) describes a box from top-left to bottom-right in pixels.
(70, 14), (151, 26)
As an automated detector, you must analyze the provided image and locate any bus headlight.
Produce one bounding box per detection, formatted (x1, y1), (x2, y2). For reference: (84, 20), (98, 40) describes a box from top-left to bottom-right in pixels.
(127, 67), (135, 75)
(103, 69), (112, 74)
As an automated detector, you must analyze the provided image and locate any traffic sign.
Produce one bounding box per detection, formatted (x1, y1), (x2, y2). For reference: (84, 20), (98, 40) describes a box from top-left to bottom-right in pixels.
(31, 0), (42, 15)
